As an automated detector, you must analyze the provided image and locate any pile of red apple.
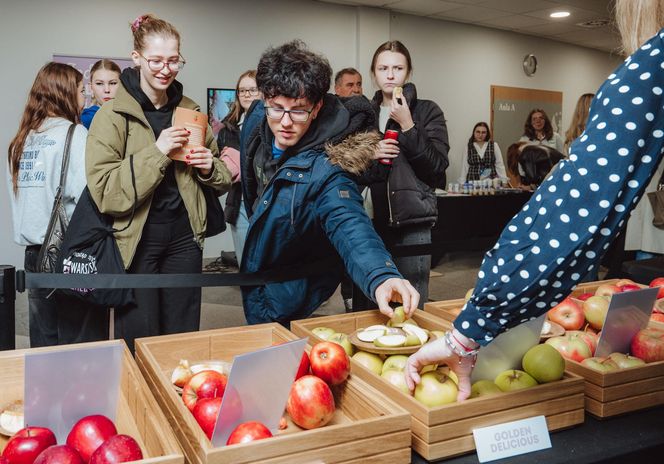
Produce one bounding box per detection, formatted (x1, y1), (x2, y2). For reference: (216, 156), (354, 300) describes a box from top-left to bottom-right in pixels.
(544, 278), (664, 369)
(1, 415), (142, 464)
(174, 340), (351, 446)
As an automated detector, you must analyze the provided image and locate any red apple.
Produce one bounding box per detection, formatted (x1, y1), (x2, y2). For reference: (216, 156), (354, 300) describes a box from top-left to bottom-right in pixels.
(66, 415), (117, 463)
(567, 330), (598, 355)
(0, 457), (8, 464)
(631, 327), (664, 363)
(309, 341), (350, 386)
(583, 296), (610, 330)
(577, 292), (594, 301)
(295, 351), (310, 380)
(595, 284), (621, 297)
(2, 427), (57, 464)
(192, 397), (222, 439)
(545, 333), (593, 362)
(88, 435), (142, 464)
(182, 370), (227, 412)
(547, 298), (584, 330)
(286, 375), (335, 430)
(619, 284), (642, 292)
(226, 421), (273, 446)
(652, 313), (664, 323)
(650, 277), (664, 299)
(34, 446), (83, 464)
(616, 279), (637, 287)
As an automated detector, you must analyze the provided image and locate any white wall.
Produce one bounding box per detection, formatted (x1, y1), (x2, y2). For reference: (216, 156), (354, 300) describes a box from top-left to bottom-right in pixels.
(0, 0), (620, 267)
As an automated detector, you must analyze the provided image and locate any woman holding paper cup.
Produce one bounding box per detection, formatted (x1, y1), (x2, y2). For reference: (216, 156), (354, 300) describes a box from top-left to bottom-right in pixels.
(361, 40), (449, 307)
(85, 14), (232, 351)
(406, 0), (664, 400)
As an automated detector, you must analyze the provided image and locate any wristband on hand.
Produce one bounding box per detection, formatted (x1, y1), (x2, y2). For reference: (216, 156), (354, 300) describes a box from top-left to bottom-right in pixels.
(443, 330), (479, 362)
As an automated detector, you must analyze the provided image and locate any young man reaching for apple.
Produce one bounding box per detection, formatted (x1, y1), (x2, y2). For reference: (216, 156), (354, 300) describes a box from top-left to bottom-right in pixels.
(239, 40), (419, 325)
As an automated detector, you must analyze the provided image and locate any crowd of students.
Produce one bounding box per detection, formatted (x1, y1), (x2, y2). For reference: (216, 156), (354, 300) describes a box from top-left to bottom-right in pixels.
(8, 0), (664, 399)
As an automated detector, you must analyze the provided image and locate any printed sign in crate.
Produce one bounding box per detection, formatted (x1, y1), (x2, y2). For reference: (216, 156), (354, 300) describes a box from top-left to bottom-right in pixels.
(134, 323), (411, 464)
(291, 310), (584, 461)
(0, 340), (183, 464)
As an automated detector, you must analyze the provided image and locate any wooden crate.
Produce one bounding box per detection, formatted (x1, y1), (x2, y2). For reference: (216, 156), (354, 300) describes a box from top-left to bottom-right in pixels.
(291, 310), (584, 460)
(134, 323), (411, 464)
(0, 340), (183, 464)
(565, 357), (664, 418)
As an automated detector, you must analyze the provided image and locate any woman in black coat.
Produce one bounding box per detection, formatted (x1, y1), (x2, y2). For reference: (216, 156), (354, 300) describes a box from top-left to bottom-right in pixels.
(365, 40), (450, 307)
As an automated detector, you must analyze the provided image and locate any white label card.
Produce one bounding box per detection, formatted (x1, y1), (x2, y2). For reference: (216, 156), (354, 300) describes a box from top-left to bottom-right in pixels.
(473, 415), (552, 462)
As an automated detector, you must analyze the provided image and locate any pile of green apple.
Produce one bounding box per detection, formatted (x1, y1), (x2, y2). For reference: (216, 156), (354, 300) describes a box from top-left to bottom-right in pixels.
(470, 344), (566, 398)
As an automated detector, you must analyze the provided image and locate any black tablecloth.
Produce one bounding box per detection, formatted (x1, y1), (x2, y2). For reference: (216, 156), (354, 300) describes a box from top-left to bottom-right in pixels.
(411, 405), (664, 463)
(431, 193), (532, 265)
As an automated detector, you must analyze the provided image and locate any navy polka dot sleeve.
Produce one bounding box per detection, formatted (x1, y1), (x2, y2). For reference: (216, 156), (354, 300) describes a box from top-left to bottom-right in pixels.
(454, 30), (664, 346)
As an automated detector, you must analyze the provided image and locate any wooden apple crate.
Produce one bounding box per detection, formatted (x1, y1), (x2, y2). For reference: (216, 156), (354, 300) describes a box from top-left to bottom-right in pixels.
(423, 279), (623, 324)
(291, 310), (584, 460)
(0, 340), (183, 464)
(564, 354), (664, 419)
(134, 323), (411, 464)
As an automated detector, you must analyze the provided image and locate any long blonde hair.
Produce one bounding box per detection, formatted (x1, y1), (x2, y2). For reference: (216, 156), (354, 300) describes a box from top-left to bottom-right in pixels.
(616, 0), (664, 54)
(564, 93), (595, 149)
(8, 62), (82, 194)
(224, 70), (257, 127)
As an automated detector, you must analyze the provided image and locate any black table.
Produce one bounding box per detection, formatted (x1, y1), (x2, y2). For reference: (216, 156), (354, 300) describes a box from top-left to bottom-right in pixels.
(411, 405), (664, 463)
(431, 192), (532, 266)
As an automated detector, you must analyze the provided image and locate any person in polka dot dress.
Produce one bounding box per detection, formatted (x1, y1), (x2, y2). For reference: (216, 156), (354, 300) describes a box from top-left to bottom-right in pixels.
(406, 0), (664, 401)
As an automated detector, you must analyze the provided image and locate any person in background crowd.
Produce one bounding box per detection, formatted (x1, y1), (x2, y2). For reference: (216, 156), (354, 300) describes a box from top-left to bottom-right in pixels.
(406, 0), (664, 401)
(215, 70), (260, 268)
(564, 93), (595, 154)
(334, 67), (363, 97)
(365, 40), (450, 308)
(86, 14), (232, 351)
(81, 59), (121, 129)
(7, 62), (92, 347)
(506, 141), (564, 191)
(458, 121), (506, 183)
(520, 108), (565, 153)
(240, 40), (419, 325)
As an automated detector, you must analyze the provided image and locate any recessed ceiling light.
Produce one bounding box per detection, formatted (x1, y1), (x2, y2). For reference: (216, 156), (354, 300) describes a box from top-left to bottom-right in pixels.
(550, 11), (571, 18)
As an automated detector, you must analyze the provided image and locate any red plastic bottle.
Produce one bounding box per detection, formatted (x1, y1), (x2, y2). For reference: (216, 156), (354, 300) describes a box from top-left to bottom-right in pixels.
(380, 129), (399, 165)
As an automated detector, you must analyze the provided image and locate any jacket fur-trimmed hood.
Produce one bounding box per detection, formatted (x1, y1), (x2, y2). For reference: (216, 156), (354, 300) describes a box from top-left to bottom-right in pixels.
(326, 130), (381, 175)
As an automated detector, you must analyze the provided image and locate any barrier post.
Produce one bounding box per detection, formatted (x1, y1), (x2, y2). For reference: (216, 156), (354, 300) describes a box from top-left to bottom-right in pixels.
(0, 265), (16, 350)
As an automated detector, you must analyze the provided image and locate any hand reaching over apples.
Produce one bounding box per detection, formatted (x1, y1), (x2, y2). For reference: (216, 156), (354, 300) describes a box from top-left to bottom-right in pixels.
(405, 332), (476, 402)
(374, 278), (419, 318)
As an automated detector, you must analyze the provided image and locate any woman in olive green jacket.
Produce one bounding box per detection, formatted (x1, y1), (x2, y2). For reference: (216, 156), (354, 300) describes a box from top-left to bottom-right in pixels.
(86, 14), (232, 351)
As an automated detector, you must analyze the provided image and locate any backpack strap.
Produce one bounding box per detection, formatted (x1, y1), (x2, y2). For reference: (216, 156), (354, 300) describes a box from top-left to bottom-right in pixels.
(56, 123), (76, 198)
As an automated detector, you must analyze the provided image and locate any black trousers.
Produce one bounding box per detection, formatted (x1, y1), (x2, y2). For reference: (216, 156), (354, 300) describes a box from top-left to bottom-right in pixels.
(115, 214), (202, 352)
(25, 246), (109, 347)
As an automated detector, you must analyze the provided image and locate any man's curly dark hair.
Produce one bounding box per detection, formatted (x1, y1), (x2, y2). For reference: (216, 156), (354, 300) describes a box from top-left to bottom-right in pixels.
(256, 40), (331, 104)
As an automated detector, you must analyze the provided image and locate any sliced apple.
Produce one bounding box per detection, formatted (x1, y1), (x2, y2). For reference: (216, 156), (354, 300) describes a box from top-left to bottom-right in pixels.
(374, 334), (407, 348)
(404, 333), (422, 346)
(357, 329), (386, 342)
(365, 325), (389, 332)
(403, 324), (429, 345)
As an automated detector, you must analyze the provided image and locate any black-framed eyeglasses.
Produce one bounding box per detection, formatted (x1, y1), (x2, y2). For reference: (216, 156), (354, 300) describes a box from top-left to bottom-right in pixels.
(264, 106), (313, 123)
(139, 53), (186, 72)
(238, 88), (260, 97)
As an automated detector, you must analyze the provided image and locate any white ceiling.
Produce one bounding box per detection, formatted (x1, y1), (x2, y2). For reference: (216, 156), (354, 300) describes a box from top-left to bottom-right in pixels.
(319, 0), (619, 53)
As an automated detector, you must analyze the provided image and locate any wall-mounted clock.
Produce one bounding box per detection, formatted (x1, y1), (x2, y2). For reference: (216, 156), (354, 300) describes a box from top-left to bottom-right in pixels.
(523, 54), (538, 76)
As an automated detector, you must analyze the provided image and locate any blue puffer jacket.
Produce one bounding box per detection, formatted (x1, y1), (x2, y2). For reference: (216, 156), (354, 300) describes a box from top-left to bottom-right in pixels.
(240, 95), (402, 325)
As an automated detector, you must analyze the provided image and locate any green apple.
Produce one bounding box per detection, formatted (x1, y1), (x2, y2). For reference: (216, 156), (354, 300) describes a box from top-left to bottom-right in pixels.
(421, 364), (438, 374)
(430, 330), (446, 340)
(436, 366), (458, 385)
(522, 344), (565, 383)
(312, 327), (336, 341)
(382, 355), (409, 373)
(404, 333), (422, 346)
(328, 332), (354, 356)
(374, 334), (406, 347)
(390, 306), (407, 325)
(352, 351), (384, 375)
(357, 329), (385, 342)
(494, 370), (538, 392)
(581, 356), (620, 372)
(470, 380), (502, 398)
(413, 371), (458, 407)
(381, 369), (412, 395)
(608, 352), (646, 368)
(403, 325), (429, 344)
